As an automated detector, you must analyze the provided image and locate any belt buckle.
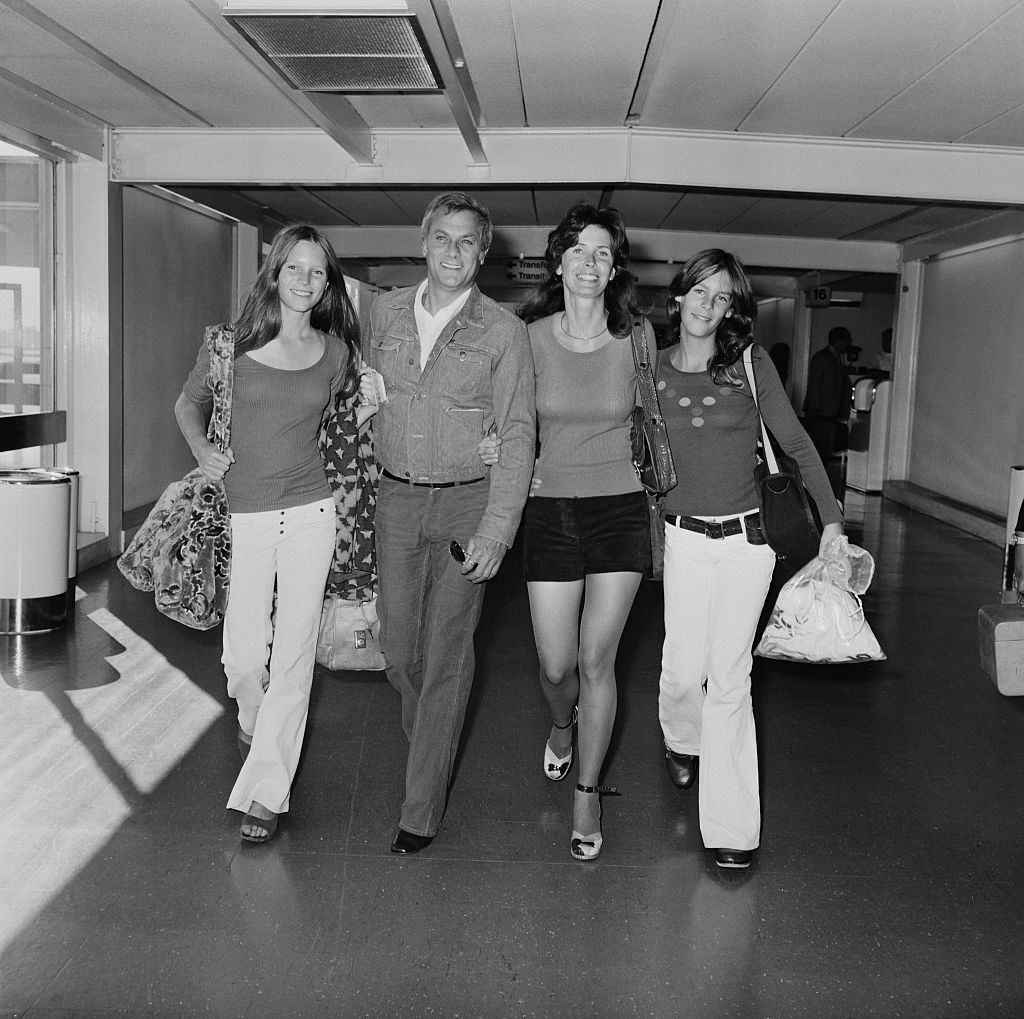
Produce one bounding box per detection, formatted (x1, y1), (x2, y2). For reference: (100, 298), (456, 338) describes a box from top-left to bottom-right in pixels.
(704, 519), (725, 540)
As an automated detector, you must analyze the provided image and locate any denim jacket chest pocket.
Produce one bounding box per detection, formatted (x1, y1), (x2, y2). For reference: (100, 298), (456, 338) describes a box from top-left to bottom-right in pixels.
(370, 331), (411, 386)
(435, 341), (491, 397)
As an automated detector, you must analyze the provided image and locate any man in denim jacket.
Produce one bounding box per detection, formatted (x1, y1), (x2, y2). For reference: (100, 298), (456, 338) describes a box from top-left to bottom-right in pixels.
(367, 192), (536, 854)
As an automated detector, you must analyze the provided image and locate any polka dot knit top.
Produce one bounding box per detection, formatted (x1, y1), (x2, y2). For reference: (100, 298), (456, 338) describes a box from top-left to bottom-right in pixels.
(656, 341), (841, 524)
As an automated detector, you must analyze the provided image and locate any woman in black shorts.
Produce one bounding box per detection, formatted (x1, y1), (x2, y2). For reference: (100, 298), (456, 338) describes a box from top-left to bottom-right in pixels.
(518, 203), (654, 860)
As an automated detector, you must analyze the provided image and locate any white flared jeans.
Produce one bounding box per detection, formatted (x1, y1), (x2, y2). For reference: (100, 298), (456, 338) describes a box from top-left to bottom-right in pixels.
(658, 516), (776, 851)
(223, 497), (335, 815)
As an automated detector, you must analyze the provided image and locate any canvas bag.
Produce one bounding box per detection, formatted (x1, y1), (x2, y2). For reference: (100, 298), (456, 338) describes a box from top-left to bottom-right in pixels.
(117, 325), (234, 630)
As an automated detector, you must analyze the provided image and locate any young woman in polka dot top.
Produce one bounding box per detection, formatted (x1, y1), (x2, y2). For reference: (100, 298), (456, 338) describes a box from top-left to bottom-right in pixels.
(656, 249), (843, 870)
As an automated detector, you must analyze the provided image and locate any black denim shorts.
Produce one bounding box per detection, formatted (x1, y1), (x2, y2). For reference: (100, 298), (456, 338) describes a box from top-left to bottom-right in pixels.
(522, 490), (653, 582)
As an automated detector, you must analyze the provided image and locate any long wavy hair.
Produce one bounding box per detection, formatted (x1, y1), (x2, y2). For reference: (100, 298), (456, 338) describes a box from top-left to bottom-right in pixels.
(518, 203), (642, 336)
(233, 224), (360, 399)
(666, 249), (756, 387)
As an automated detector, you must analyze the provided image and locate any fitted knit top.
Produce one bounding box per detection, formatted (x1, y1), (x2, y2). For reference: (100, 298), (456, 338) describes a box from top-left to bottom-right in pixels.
(657, 342), (842, 524)
(181, 333), (348, 513)
(528, 313), (648, 499)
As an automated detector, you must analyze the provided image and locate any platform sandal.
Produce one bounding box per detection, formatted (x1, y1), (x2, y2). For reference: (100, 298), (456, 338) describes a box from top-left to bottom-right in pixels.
(570, 782), (619, 861)
(543, 705), (578, 781)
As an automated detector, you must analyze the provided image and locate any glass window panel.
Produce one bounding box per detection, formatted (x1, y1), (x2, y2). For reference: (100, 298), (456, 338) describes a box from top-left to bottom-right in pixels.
(0, 139), (54, 470)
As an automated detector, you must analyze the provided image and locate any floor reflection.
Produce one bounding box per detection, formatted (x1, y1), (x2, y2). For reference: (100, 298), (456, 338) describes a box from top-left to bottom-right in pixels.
(1, 500), (1021, 1016)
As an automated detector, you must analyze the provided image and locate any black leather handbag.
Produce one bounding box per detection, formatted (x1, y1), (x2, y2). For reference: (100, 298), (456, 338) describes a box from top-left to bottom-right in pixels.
(629, 317), (677, 496)
(741, 346), (822, 566)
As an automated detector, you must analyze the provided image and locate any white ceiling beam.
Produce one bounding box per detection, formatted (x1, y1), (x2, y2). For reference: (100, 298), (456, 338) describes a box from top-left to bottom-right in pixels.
(628, 129), (1024, 206)
(369, 262), (806, 296)
(321, 226), (898, 273)
(110, 126), (1024, 206)
(405, 0), (485, 162)
(620, 228), (897, 272)
(0, 75), (104, 160)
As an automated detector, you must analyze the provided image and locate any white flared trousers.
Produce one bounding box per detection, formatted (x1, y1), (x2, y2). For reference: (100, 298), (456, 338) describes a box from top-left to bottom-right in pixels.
(224, 497), (335, 815)
(658, 517), (776, 851)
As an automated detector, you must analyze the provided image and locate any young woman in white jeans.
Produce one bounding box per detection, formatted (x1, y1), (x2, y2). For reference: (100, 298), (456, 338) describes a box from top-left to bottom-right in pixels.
(175, 224), (374, 843)
(657, 249), (843, 869)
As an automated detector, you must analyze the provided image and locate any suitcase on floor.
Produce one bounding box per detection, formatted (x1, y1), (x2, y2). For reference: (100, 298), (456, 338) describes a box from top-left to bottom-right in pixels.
(978, 604), (1024, 696)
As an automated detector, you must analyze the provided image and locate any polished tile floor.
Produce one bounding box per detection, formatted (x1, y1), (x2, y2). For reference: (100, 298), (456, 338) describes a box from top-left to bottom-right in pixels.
(2, 494), (1023, 1017)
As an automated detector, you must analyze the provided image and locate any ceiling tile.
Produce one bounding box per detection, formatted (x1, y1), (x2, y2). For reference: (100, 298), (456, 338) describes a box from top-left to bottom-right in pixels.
(661, 193), (760, 232)
(533, 188), (605, 224)
(471, 189), (540, 228)
(849, 5), (1024, 144)
(0, 8), (187, 126)
(509, 0), (661, 126)
(601, 189), (686, 230)
(783, 201), (919, 239)
(720, 197), (838, 235)
(22, 0), (308, 128)
(739, 0), (1018, 138)
(312, 188), (420, 227)
(957, 103), (1024, 146)
(249, 188), (356, 225)
(641, 0), (835, 130)
(857, 205), (1003, 242)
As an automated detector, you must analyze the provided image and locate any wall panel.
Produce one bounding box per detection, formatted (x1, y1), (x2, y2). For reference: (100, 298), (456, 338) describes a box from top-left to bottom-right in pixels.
(910, 238), (1024, 515)
(122, 188), (233, 512)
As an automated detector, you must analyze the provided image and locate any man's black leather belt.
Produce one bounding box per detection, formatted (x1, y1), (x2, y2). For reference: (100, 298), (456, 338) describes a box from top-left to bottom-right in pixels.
(664, 511), (761, 540)
(381, 468), (484, 489)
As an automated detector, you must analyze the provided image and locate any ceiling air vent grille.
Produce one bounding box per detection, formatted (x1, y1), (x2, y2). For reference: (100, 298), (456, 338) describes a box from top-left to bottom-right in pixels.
(226, 15), (439, 92)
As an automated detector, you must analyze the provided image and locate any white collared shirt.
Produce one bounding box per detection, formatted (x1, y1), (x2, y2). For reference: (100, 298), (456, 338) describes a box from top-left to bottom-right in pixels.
(413, 279), (473, 371)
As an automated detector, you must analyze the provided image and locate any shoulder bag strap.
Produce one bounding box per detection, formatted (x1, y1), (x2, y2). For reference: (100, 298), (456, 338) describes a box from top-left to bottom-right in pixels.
(629, 317), (662, 422)
(741, 344), (779, 474)
(205, 324), (235, 453)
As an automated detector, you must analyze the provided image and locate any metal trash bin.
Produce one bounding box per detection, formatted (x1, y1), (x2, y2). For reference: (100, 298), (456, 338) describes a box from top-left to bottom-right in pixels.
(29, 466), (80, 611)
(0, 469), (71, 634)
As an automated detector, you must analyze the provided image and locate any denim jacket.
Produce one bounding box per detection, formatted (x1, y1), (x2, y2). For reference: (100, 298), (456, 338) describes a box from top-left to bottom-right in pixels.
(366, 283), (536, 548)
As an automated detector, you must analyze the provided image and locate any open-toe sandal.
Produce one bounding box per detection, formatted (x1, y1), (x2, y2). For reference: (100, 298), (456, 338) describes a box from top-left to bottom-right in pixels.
(240, 810), (279, 843)
(570, 782), (619, 861)
(544, 705), (578, 781)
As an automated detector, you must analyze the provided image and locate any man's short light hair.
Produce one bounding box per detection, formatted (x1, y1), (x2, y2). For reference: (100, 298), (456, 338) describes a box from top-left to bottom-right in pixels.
(420, 191), (493, 254)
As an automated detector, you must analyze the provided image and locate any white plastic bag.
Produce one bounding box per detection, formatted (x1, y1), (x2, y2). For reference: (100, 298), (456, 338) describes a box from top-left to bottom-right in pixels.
(755, 536), (885, 664)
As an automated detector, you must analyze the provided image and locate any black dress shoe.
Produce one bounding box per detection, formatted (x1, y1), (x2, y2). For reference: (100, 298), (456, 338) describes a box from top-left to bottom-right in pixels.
(715, 848), (753, 869)
(664, 749), (698, 790)
(390, 828), (434, 854)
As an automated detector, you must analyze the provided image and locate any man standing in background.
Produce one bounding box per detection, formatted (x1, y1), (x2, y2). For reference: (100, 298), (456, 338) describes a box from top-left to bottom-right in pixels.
(874, 327), (894, 374)
(803, 325), (852, 462)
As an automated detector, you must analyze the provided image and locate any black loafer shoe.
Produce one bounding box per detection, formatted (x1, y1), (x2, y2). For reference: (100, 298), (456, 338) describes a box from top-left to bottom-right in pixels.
(715, 848), (752, 869)
(665, 749), (698, 790)
(390, 828), (434, 855)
